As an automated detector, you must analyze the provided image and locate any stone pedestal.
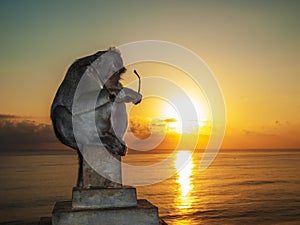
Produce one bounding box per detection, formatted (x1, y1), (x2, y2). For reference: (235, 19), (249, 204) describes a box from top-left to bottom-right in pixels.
(48, 186), (163, 225)
(40, 145), (167, 224)
(82, 145), (122, 188)
(72, 186), (137, 209)
(52, 199), (159, 225)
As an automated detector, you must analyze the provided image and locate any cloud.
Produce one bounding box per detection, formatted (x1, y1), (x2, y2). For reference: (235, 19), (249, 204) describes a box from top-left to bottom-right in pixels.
(243, 129), (276, 137)
(0, 114), (20, 119)
(164, 118), (177, 123)
(128, 117), (151, 139)
(127, 116), (170, 139)
(0, 116), (62, 151)
(0, 114), (180, 152)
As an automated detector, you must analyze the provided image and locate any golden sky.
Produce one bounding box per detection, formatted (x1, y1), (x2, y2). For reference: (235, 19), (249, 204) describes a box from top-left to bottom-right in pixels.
(0, 1), (299, 150)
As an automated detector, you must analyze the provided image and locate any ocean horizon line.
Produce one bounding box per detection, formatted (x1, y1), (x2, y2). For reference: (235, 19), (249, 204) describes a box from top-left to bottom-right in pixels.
(0, 148), (299, 156)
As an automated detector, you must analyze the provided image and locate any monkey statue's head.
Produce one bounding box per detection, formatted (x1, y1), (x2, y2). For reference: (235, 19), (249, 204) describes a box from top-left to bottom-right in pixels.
(90, 47), (126, 89)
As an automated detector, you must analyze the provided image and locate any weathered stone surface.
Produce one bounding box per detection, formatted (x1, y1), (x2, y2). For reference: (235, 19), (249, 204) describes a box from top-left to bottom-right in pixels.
(50, 50), (129, 154)
(72, 186), (137, 209)
(39, 217), (51, 225)
(52, 199), (160, 225)
(40, 216), (168, 224)
(82, 145), (122, 188)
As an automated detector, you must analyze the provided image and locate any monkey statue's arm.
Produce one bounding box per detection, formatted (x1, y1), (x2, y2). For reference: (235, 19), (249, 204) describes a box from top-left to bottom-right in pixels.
(115, 87), (142, 105)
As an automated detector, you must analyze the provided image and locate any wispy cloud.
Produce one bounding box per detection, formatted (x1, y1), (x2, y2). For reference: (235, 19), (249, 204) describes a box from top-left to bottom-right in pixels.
(164, 118), (177, 123)
(0, 114), (20, 119)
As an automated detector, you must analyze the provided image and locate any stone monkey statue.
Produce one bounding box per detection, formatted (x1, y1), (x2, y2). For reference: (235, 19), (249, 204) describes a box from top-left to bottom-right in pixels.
(51, 49), (142, 187)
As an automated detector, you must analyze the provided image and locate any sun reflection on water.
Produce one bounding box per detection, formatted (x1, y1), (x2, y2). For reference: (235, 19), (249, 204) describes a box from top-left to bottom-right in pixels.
(175, 150), (195, 210)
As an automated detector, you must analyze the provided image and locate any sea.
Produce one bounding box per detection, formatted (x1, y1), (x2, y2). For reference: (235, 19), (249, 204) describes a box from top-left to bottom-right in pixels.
(0, 149), (299, 225)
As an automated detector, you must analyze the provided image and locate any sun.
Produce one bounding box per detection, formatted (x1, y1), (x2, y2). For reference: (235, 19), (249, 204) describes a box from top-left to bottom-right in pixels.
(161, 103), (182, 133)
(161, 96), (208, 134)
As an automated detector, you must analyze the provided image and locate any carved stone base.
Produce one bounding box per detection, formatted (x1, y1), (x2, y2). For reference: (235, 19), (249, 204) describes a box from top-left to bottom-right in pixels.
(39, 186), (167, 224)
(72, 186), (137, 209)
(39, 217), (168, 225)
(52, 199), (159, 225)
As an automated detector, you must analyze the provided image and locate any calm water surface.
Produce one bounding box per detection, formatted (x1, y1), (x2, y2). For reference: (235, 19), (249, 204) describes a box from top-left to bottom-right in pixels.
(0, 150), (299, 224)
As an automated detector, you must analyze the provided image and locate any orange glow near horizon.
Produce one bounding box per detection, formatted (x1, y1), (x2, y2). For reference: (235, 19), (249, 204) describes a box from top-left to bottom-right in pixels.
(126, 95), (211, 149)
(123, 62), (212, 149)
(1, 1), (299, 150)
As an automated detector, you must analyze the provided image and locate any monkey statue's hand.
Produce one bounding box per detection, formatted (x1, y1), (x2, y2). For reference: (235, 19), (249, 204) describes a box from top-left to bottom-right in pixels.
(115, 88), (142, 105)
(100, 133), (127, 156)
